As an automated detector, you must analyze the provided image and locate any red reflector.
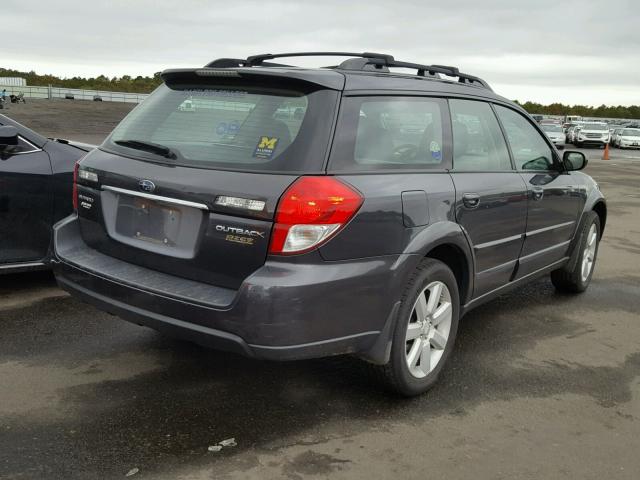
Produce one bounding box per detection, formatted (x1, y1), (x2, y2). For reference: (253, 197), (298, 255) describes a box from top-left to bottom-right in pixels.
(269, 176), (363, 254)
(72, 162), (79, 210)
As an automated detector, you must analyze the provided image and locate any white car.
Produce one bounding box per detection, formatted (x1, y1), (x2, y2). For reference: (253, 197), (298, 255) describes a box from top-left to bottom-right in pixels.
(611, 128), (625, 147)
(566, 125), (582, 144)
(574, 123), (610, 148)
(616, 128), (640, 149)
(540, 123), (565, 149)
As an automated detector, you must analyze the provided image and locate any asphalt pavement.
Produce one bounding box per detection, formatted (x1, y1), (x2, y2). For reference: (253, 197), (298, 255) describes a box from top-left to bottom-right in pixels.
(1, 150), (639, 479)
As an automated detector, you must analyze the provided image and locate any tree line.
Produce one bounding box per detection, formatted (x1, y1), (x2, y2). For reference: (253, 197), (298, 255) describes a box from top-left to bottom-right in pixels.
(514, 100), (640, 120)
(0, 68), (162, 94)
(2, 68), (639, 119)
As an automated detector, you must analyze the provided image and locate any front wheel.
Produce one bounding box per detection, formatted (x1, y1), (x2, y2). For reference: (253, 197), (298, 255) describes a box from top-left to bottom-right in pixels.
(551, 211), (600, 293)
(373, 258), (460, 396)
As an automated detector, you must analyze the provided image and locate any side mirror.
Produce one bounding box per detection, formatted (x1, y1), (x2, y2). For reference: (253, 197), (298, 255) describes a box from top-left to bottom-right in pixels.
(0, 126), (19, 146)
(563, 151), (587, 171)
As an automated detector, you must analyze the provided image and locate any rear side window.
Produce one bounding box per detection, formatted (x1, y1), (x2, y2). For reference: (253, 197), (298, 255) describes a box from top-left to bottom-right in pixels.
(449, 99), (511, 171)
(329, 96), (447, 171)
(494, 105), (555, 171)
(104, 84), (338, 173)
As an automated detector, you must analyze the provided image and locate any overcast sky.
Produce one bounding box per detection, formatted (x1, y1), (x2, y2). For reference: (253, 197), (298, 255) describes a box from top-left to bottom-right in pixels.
(2, 0), (638, 106)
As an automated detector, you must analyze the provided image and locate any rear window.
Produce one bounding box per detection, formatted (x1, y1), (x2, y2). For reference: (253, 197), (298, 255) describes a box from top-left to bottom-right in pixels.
(329, 96), (448, 171)
(104, 83), (338, 173)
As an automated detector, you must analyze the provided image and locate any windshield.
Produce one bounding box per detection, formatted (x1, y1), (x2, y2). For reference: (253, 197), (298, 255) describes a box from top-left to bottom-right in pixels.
(582, 124), (608, 131)
(104, 83), (337, 172)
(623, 129), (640, 136)
(541, 124), (562, 132)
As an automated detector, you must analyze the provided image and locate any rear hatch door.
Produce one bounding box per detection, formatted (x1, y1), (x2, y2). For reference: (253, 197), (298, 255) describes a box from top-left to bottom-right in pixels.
(75, 69), (343, 289)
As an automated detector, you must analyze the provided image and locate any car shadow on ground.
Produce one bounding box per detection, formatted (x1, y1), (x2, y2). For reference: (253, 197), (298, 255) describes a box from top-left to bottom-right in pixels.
(1, 272), (638, 478)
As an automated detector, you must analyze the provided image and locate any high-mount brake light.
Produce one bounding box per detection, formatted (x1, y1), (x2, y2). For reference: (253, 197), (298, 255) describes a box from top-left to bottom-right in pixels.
(269, 176), (363, 255)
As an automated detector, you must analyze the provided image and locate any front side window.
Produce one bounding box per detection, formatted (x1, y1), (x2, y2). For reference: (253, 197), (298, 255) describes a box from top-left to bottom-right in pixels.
(449, 99), (511, 171)
(494, 105), (555, 171)
(329, 96), (447, 171)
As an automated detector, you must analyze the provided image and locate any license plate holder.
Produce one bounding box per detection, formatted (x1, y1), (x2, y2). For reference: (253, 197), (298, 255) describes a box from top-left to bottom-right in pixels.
(115, 197), (183, 246)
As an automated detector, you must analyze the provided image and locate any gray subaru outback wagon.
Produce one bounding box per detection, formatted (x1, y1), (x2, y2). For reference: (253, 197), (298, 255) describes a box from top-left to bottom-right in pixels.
(53, 52), (606, 395)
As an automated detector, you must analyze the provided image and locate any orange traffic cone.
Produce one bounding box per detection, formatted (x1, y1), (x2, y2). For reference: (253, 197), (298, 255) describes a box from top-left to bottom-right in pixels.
(602, 143), (610, 160)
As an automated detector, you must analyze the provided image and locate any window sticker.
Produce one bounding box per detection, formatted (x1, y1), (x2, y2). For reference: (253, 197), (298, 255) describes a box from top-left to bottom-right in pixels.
(430, 140), (442, 160)
(227, 121), (240, 135)
(216, 122), (228, 135)
(254, 136), (279, 159)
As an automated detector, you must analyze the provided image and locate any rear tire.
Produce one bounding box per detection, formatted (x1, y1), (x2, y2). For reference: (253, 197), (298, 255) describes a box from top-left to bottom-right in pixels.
(372, 258), (460, 396)
(551, 211), (600, 293)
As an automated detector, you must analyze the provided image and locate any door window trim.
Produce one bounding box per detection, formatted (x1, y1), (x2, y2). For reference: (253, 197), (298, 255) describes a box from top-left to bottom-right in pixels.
(326, 94), (453, 174)
(491, 102), (563, 173)
(12, 136), (43, 155)
(446, 98), (516, 173)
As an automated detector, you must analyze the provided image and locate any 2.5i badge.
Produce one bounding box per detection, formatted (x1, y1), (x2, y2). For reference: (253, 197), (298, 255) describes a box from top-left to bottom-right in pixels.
(253, 136), (279, 159)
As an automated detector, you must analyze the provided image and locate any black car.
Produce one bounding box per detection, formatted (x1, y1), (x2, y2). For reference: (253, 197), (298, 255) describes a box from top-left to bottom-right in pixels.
(0, 115), (92, 273)
(52, 52), (606, 395)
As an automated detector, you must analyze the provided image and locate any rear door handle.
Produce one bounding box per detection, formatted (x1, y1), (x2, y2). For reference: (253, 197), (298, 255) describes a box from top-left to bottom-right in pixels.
(462, 193), (480, 209)
(532, 186), (544, 201)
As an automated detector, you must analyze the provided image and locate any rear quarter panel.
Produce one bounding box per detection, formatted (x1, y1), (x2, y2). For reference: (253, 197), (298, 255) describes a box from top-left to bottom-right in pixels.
(319, 172), (457, 260)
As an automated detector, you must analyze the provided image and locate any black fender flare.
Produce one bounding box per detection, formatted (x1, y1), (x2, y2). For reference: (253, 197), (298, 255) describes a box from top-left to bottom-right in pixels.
(563, 190), (606, 274)
(405, 220), (475, 305)
(360, 221), (474, 365)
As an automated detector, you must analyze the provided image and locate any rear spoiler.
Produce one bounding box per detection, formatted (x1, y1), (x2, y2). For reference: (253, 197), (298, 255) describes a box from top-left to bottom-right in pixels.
(161, 67), (345, 91)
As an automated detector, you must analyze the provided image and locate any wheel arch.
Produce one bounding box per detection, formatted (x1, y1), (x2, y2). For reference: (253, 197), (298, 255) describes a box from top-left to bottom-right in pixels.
(405, 221), (474, 306)
(592, 200), (607, 238)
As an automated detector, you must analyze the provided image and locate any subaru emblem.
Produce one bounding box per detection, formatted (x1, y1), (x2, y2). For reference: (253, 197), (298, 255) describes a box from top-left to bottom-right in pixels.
(139, 180), (156, 193)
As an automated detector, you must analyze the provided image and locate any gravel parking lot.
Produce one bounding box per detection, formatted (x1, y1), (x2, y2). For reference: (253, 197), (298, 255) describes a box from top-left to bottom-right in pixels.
(1, 102), (639, 479)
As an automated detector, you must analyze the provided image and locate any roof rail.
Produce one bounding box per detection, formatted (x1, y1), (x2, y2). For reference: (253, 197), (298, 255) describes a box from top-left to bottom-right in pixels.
(336, 57), (492, 91)
(204, 52), (492, 91)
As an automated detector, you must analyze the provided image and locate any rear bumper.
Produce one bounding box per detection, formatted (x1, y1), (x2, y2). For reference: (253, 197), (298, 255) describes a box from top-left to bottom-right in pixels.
(53, 215), (414, 361)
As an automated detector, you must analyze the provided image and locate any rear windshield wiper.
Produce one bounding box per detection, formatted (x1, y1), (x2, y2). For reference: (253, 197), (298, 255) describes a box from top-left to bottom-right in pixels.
(114, 139), (178, 159)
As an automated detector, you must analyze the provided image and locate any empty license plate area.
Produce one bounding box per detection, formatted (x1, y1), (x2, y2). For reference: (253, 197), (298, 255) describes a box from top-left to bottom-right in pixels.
(116, 197), (182, 246)
(100, 188), (205, 259)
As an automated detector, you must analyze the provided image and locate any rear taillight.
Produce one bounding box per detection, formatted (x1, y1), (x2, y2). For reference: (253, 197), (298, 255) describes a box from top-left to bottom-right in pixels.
(269, 176), (363, 255)
(72, 162), (79, 210)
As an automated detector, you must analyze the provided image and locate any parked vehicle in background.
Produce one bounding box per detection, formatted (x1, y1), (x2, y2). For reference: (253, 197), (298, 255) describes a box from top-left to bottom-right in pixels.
(0, 115), (92, 273)
(615, 128), (640, 149)
(541, 123), (565, 149)
(531, 114), (544, 123)
(566, 125), (582, 144)
(609, 124), (624, 137)
(574, 122), (609, 148)
(52, 52), (606, 396)
(564, 115), (583, 124)
(611, 128), (624, 147)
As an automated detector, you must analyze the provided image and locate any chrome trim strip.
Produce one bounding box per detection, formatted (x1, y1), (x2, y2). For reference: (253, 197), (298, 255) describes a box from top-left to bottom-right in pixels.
(519, 240), (571, 262)
(11, 136), (42, 155)
(526, 221), (575, 237)
(0, 261), (46, 270)
(475, 233), (524, 250)
(102, 185), (209, 211)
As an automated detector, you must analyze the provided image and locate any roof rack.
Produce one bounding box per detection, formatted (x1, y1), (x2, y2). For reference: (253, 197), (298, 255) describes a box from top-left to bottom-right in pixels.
(204, 52), (492, 91)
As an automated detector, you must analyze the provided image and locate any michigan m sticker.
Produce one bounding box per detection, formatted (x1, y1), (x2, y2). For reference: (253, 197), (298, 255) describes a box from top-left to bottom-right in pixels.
(254, 136), (279, 159)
